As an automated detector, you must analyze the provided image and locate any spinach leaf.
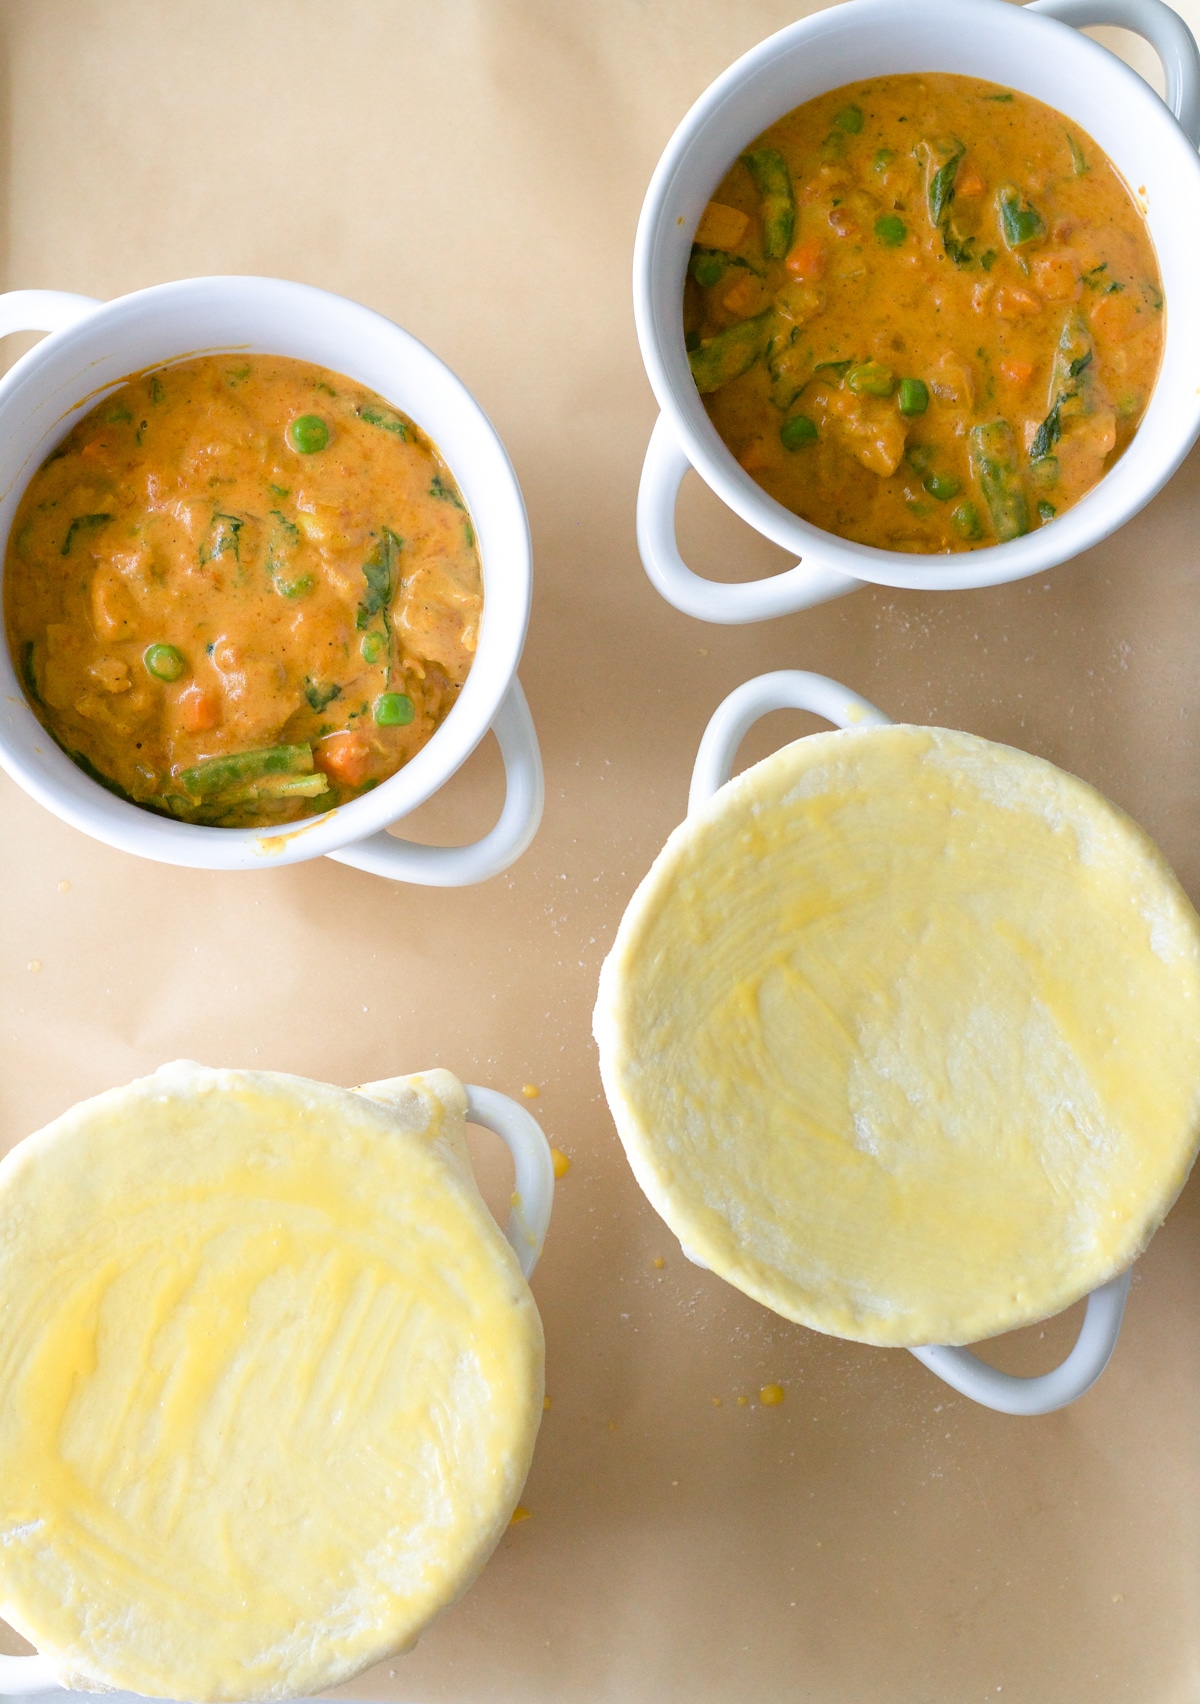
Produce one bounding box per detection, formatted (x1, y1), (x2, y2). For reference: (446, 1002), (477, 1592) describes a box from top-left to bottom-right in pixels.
(199, 512), (243, 565)
(61, 513), (112, 556)
(942, 230), (976, 268)
(20, 641), (41, 706)
(358, 405), (409, 440)
(356, 528), (402, 631)
(998, 185), (1045, 249)
(928, 142), (965, 226)
(1029, 399), (1063, 463)
(305, 679), (342, 712)
(267, 512), (310, 598)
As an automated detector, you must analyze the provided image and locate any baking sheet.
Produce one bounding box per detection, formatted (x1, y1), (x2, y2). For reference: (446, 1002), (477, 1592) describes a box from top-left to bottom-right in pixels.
(2, 2), (1200, 1699)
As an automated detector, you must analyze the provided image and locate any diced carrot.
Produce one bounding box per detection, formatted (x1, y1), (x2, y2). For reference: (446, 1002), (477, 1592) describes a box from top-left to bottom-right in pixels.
(956, 166), (985, 197)
(694, 200), (750, 251)
(316, 730), (372, 788)
(1089, 289), (1140, 342)
(721, 275), (759, 316)
(179, 687), (221, 732)
(994, 287), (1042, 319)
(1032, 253), (1081, 302)
(999, 359), (1034, 391)
(785, 237), (826, 281)
(738, 437), (774, 473)
(79, 438), (116, 466)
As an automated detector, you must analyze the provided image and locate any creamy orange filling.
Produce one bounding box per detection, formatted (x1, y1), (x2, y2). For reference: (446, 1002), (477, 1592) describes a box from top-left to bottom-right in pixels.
(4, 356), (482, 826)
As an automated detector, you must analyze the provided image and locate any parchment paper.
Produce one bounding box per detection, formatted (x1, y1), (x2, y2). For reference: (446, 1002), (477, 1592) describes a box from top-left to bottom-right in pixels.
(2, 4), (1199, 1700)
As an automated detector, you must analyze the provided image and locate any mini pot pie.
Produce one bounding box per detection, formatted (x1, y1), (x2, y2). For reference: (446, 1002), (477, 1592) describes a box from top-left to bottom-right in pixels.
(0, 1063), (544, 1701)
(594, 724), (1200, 1348)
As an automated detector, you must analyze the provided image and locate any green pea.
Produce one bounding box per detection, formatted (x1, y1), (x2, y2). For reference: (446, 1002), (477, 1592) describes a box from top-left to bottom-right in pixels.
(288, 414), (329, 454)
(874, 214), (906, 247)
(276, 574), (314, 599)
(897, 378), (929, 416)
(951, 501), (983, 541)
(924, 472), (961, 502)
(361, 632), (385, 664)
(873, 148), (895, 171)
(834, 105), (864, 133)
(780, 414), (819, 450)
(1038, 500), (1057, 521)
(144, 643), (186, 682)
(846, 360), (894, 398)
(906, 443), (934, 474)
(374, 692), (414, 727)
(690, 252), (724, 288)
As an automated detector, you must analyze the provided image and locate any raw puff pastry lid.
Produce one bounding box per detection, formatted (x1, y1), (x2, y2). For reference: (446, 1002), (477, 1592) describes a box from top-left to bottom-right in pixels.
(594, 724), (1200, 1347)
(0, 1061), (544, 1701)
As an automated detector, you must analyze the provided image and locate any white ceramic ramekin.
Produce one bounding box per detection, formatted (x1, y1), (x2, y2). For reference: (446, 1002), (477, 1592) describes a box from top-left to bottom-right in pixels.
(0, 1074), (555, 1697)
(634, 0), (1200, 622)
(684, 669), (1132, 1416)
(0, 278), (543, 883)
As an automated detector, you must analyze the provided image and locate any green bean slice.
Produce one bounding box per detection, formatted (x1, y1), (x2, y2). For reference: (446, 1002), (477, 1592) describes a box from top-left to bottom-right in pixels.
(968, 421), (1030, 542)
(741, 148), (795, 259)
(688, 312), (773, 394)
(144, 643), (186, 682)
(951, 501), (983, 541)
(846, 361), (894, 398)
(181, 743), (314, 800)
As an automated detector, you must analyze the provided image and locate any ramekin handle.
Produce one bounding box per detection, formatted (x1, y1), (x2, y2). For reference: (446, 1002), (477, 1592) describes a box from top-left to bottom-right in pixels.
(638, 413), (863, 624)
(909, 1269), (1131, 1415)
(0, 290), (101, 338)
(464, 1086), (555, 1278)
(689, 669), (890, 813)
(1027, 0), (1200, 145)
(326, 679), (543, 886)
(0, 1654), (60, 1693)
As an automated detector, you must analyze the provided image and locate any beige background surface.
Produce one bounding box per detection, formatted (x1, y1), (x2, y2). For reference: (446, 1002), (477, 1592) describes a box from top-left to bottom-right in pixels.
(1, 2), (1200, 1700)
